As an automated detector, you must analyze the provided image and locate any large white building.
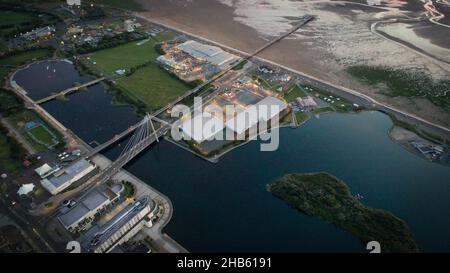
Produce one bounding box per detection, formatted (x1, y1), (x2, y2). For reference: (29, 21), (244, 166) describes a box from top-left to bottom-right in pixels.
(177, 40), (239, 69)
(180, 112), (225, 143)
(40, 159), (96, 195)
(225, 96), (287, 135)
(81, 196), (156, 253)
(58, 184), (123, 232)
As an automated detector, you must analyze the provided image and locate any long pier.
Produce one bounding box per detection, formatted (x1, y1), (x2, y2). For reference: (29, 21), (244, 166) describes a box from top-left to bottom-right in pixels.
(137, 14), (450, 138)
(35, 77), (105, 104)
(150, 15), (314, 118)
(82, 16), (315, 158)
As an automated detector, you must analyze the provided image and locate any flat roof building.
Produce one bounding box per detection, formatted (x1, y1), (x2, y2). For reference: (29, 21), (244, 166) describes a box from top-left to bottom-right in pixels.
(41, 159), (96, 195)
(58, 184), (123, 232)
(22, 26), (55, 40)
(181, 112), (225, 143)
(81, 196), (156, 253)
(177, 40), (239, 69)
(225, 96), (287, 135)
(35, 163), (53, 178)
(296, 96), (318, 108)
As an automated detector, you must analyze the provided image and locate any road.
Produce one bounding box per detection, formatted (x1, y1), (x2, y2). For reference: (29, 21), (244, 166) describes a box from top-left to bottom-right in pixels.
(0, 192), (56, 252)
(135, 14), (450, 138)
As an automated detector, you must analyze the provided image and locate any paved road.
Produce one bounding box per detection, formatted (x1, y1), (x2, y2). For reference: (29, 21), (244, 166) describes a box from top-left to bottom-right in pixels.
(0, 193), (56, 252)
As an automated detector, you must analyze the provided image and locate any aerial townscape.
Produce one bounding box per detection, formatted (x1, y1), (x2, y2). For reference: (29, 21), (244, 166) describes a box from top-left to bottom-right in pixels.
(0, 0), (449, 258)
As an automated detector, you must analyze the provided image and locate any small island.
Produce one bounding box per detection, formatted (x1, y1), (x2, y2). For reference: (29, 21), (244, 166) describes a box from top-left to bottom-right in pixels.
(268, 172), (419, 253)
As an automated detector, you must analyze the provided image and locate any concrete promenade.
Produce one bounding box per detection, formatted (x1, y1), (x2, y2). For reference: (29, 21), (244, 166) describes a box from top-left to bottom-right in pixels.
(92, 154), (188, 253)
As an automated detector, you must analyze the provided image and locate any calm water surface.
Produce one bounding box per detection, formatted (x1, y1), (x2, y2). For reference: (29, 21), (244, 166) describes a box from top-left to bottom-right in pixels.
(24, 60), (450, 252)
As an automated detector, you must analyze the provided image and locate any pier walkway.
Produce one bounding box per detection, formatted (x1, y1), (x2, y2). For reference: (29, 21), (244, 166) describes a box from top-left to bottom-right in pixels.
(35, 77), (105, 104)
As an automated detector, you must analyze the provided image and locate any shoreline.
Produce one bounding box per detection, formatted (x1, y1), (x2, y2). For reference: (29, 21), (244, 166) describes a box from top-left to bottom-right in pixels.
(6, 60), (187, 253)
(133, 14), (450, 141)
(268, 172), (419, 253)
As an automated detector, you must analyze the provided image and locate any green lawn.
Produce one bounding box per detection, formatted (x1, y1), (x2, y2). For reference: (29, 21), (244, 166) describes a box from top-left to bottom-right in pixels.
(314, 107), (334, 115)
(6, 110), (61, 152)
(0, 48), (54, 87)
(122, 181), (136, 198)
(347, 65), (450, 111)
(81, 32), (175, 77)
(81, 32), (190, 111)
(0, 89), (23, 115)
(116, 64), (189, 111)
(284, 85), (307, 103)
(0, 133), (21, 173)
(28, 125), (55, 146)
(295, 112), (310, 125)
(93, 0), (144, 11)
(0, 49), (53, 66)
(303, 84), (358, 113)
(0, 10), (37, 28)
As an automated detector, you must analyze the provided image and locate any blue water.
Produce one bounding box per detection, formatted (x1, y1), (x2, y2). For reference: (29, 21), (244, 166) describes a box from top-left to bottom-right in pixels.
(120, 112), (450, 252)
(22, 60), (450, 252)
(13, 60), (93, 101)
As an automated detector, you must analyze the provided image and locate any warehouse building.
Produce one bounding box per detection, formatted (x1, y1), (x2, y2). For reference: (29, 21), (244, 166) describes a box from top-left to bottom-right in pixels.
(225, 96), (287, 135)
(81, 196), (156, 253)
(58, 184), (124, 232)
(180, 112), (225, 143)
(40, 159), (96, 195)
(177, 40), (239, 69)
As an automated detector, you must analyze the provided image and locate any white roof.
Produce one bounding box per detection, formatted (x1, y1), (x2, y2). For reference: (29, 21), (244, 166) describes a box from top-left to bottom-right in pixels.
(177, 40), (239, 68)
(297, 96), (317, 107)
(35, 163), (53, 176)
(226, 96), (287, 134)
(181, 112), (224, 143)
(18, 183), (35, 195)
(255, 96), (287, 121)
(41, 159), (95, 194)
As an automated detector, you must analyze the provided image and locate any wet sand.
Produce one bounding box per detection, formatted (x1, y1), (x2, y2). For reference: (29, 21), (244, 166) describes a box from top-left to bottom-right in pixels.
(136, 0), (450, 128)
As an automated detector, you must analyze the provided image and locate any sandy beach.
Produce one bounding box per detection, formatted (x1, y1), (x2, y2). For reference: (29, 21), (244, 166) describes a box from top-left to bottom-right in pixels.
(136, 0), (450, 128)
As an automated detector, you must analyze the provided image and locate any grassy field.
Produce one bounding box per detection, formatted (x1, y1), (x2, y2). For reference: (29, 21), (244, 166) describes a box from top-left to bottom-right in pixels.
(302, 84), (357, 113)
(94, 0), (144, 11)
(115, 64), (189, 111)
(28, 125), (55, 146)
(0, 49), (53, 86)
(0, 10), (38, 40)
(0, 10), (37, 27)
(0, 48), (53, 66)
(81, 32), (191, 111)
(81, 32), (175, 77)
(0, 121), (27, 174)
(268, 172), (419, 253)
(313, 106), (334, 115)
(0, 67), (10, 86)
(6, 110), (61, 152)
(347, 65), (450, 111)
(0, 89), (23, 116)
(284, 85), (307, 103)
(0, 132), (21, 173)
(295, 112), (310, 125)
